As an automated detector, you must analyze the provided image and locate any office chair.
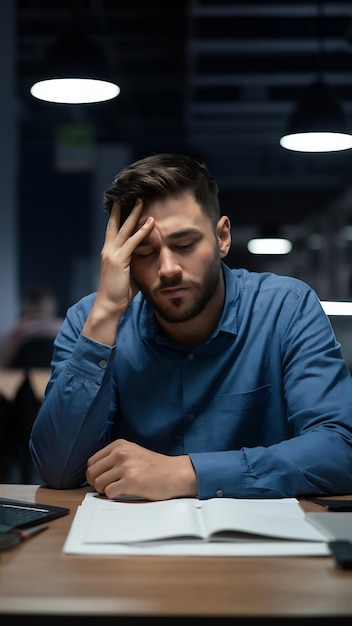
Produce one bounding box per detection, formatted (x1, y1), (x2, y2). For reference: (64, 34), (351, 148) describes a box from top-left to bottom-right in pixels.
(11, 336), (54, 369)
(12, 373), (45, 484)
(0, 392), (18, 482)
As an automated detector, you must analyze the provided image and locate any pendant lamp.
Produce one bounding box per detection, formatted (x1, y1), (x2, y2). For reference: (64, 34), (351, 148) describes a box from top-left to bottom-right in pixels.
(30, 32), (120, 105)
(280, 79), (352, 153)
(280, 0), (352, 152)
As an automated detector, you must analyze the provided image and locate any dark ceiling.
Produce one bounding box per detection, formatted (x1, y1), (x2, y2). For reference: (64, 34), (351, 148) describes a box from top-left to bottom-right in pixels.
(15, 1), (352, 242)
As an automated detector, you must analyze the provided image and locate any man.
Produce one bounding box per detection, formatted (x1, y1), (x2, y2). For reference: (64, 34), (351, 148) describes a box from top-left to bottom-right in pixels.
(30, 153), (352, 500)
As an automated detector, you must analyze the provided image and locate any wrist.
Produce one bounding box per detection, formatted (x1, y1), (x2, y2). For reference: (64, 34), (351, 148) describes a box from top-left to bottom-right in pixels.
(172, 455), (198, 498)
(82, 303), (123, 347)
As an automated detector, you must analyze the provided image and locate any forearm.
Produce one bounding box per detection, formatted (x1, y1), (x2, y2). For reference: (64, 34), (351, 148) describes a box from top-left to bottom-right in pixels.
(82, 299), (124, 347)
(30, 334), (116, 488)
(191, 427), (352, 499)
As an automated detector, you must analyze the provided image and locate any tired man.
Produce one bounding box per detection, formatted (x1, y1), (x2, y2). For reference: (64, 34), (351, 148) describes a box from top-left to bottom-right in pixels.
(30, 153), (352, 499)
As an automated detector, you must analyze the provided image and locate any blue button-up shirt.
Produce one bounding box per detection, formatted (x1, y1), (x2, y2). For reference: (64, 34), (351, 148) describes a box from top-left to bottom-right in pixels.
(30, 263), (352, 497)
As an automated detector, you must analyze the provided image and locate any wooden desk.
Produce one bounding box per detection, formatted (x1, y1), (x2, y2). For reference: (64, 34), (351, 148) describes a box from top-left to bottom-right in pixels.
(1, 484), (352, 624)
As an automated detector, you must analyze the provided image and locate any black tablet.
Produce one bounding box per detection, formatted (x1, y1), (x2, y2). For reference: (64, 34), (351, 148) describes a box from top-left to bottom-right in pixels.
(0, 497), (69, 532)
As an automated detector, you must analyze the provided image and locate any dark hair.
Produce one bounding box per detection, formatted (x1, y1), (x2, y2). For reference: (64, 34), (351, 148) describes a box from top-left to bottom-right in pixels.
(103, 153), (220, 227)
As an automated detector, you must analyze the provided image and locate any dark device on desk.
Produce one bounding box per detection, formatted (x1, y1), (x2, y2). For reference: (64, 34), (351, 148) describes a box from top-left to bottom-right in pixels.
(0, 497), (69, 533)
(308, 498), (352, 512)
(307, 498), (352, 570)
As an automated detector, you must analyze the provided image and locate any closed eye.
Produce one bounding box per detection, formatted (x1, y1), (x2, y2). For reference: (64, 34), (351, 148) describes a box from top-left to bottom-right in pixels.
(172, 241), (196, 251)
(133, 248), (156, 258)
(133, 233), (202, 258)
(134, 241), (196, 257)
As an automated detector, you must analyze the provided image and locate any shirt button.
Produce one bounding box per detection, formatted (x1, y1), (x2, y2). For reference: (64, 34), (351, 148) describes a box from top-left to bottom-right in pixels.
(188, 412), (195, 421)
(216, 489), (224, 498)
(99, 359), (108, 369)
(188, 353), (194, 361)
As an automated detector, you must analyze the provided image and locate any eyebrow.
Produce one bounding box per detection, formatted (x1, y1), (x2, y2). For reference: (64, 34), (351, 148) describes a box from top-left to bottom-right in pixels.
(135, 228), (202, 249)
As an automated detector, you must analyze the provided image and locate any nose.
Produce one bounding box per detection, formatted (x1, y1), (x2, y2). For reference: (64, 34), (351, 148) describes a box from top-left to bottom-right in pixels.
(158, 247), (182, 279)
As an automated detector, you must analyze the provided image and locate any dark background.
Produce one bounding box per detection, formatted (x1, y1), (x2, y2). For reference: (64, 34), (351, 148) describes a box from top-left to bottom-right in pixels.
(6, 1), (352, 355)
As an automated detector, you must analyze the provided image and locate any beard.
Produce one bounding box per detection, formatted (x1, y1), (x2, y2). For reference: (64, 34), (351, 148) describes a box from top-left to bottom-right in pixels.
(139, 246), (222, 324)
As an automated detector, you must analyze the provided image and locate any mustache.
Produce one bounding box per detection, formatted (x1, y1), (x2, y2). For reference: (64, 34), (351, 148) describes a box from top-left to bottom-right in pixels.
(157, 278), (190, 290)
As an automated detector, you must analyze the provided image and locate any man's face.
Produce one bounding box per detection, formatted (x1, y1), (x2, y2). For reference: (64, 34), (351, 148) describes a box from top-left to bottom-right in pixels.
(130, 192), (224, 324)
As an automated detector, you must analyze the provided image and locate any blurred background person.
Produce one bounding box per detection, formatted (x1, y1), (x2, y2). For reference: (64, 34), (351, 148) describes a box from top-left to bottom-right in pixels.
(1, 286), (64, 369)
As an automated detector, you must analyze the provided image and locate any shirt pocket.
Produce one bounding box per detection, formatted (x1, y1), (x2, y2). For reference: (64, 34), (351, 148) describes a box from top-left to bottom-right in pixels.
(213, 384), (271, 411)
(209, 384), (274, 449)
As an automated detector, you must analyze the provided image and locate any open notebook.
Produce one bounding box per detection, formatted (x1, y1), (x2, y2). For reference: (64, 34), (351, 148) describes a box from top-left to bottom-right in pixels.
(0, 497), (69, 532)
(63, 493), (330, 557)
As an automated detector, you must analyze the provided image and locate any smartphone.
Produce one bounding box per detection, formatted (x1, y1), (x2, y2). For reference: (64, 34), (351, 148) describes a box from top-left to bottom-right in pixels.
(308, 498), (352, 512)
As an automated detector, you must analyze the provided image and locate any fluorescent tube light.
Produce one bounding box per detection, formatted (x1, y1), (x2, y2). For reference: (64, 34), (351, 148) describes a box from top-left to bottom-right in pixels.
(320, 301), (352, 316)
(247, 238), (292, 255)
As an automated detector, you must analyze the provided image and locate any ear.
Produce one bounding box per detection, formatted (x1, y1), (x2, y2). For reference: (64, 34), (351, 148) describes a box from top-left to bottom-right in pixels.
(216, 216), (232, 258)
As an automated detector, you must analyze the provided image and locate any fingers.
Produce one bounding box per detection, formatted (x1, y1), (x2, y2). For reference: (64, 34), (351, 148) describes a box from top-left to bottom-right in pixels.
(86, 451), (114, 492)
(103, 198), (153, 253)
(86, 440), (125, 494)
(86, 439), (126, 474)
(117, 198), (143, 238)
(104, 202), (121, 247)
(104, 198), (143, 245)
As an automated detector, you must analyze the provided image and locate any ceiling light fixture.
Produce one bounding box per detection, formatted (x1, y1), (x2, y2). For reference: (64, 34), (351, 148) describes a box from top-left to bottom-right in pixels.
(247, 222), (292, 255)
(30, 32), (120, 105)
(279, 1), (352, 153)
(247, 237), (292, 255)
(279, 79), (352, 152)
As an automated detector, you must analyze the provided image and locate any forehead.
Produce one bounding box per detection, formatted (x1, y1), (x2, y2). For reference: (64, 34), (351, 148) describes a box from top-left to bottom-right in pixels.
(137, 192), (210, 233)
